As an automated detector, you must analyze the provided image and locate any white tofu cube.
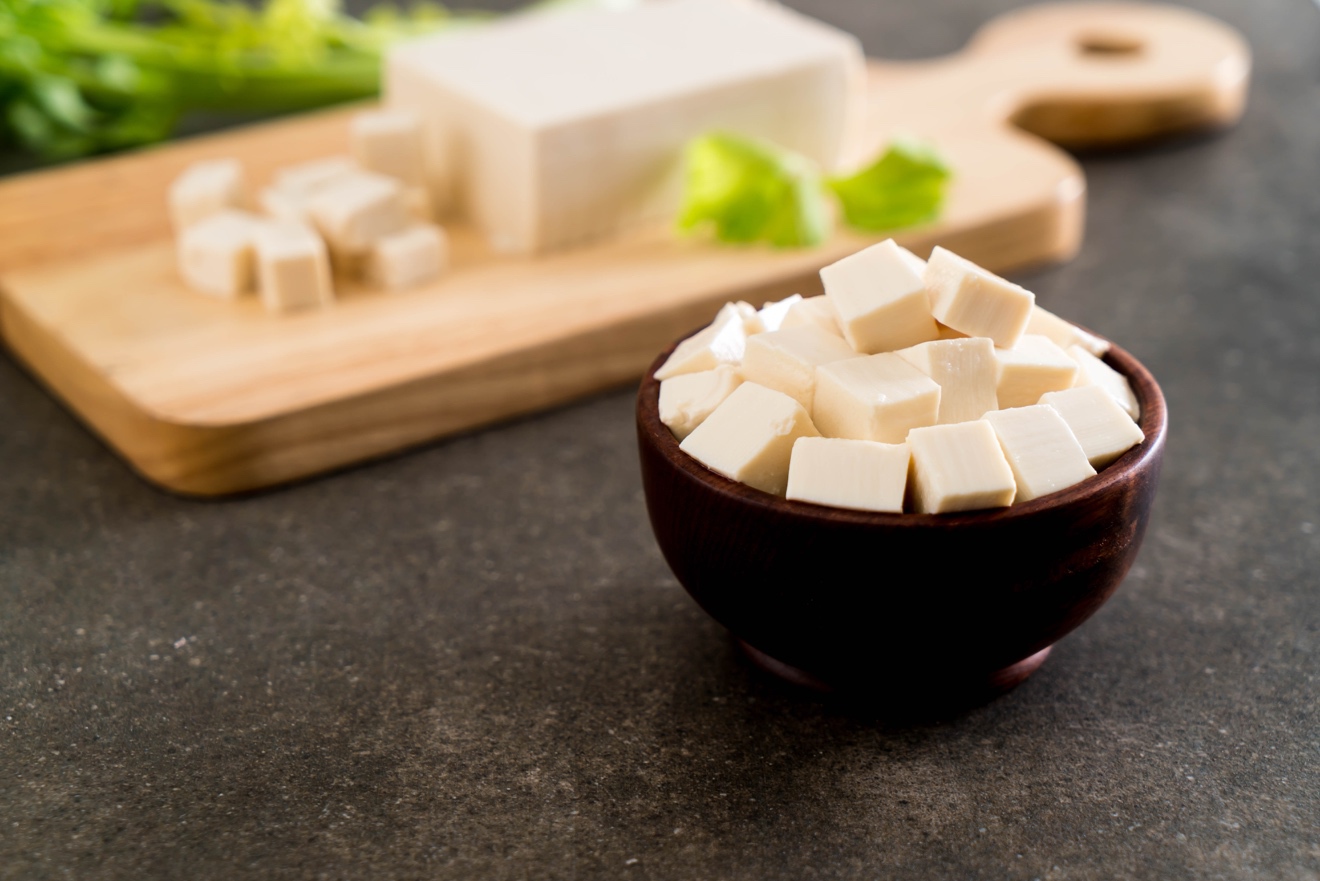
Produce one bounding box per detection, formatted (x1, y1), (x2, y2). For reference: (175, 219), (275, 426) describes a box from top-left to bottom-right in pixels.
(1068, 345), (1140, 420)
(994, 334), (1078, 409)
(779, 295), (843, 338)
(1027, 305), (1110, 357)
(923, 246), (1035, 347)
(351, 109), (426, 186)
(907, 421), (1017, 514)
(253, 222), (334, 313)
(820, 239), (940, 354)
(983, 405), (1096, 503)
(258, 187), (310, 225)
(176, 209), (259, 299)
(740, 325), (861, 411)
(895, 337), (1000, 425)
(386, 0), (864, 253)
(364, 224), (449, 289)
(757, 295), (803, 333)
(272, 156), (358, 198)
(1040, 385), (1144, 468)
(306, 171), (410, 256)
(169, 159), (247, 231)
(786, 436), (909, 513)
(658, 365), (743, 440)
(680, 382), (820, 496)
(654, 302), (755, 380)
(813, 353), (941, 444)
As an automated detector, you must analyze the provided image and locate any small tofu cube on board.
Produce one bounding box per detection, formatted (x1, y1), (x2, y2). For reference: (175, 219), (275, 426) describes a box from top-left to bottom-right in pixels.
(983, 405), (1096, 503)
(907, 420), (1017, 514)
(176, 210), (260, 298)
(253, 222), (334, 313)
(273, 156), (359, 198)
(895, 337), (999, 425)
(813, 353), (940, 444)
(740, 325), (860, 411)
(1027, 305), (1109, 357)
(680, 382), (820, 496)
(757, 295), (803, 333)
(351, 109), (427, 186)
(786, 436), (909, 513)
(1068, 345), (1140, 420)
(924, 246), (1035, 348)
(306, 171), (410, 256)
(365, 225), (449, 289)
(169, 159), (248, 231)
(1040, 385), (1144, 468)
(821, 239), (940, 354)
(994, 334), (1078, 409)
(654, 302), (755, 380)
(779, 295), (843, 338)
(659, 365), (743, 440)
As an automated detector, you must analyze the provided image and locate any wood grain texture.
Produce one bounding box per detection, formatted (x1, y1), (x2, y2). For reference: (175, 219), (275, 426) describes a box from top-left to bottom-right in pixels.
(636, 336), (1168, 705)
(0, 2), (1243, 495)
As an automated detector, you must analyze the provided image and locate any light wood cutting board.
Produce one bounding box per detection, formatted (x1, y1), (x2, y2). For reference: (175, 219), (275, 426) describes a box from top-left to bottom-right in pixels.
(0, 2), (1247, 496)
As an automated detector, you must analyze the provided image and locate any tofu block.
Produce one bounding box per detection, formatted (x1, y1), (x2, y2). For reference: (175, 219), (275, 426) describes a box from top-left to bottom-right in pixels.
(386, 0), (864, 253)
(258, 187), (310, 225)
(1068, 345), (1140, 420)
(1040, 385), (1144, 468)
(272, 156), (358, 198)
(740, 325), (861, 411)
(351, 109), (426, 185)
(654, 302), (756, 380)
(994, 334), (1078, 409)
(1027, 305), (1110, 357)
(169, 159), (247, 231)
(786, 436), (909, 513)
(779, 295), (843, 338)
(813, 353), (941, 443)
(757, 295), (803, 333)
(176, 209), (259, 298)
(924, 246), (1035, 347)
(907, 421), (1017, 514)
(983, 405), (1096, 503)
(364, 224), (449, 289)
(659, 365), (743, 440)
(820, 239), (940, 354)
(306, 171), (410, 256)
(895, 337), (999, 425)
(680, 382), (820, 496)
(253, 222), (334, 313)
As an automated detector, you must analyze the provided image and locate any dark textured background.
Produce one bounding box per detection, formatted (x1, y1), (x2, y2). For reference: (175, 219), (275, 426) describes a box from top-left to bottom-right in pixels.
(3, 0), (1319, 877)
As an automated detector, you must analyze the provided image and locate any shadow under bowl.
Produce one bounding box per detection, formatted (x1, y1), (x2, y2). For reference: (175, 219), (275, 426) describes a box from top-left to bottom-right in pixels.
(637, 337), (1167, 709)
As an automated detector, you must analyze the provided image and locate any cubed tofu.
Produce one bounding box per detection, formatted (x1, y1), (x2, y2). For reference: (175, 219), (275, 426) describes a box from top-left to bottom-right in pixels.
(364, 224), (449, 289)
(176, 209), (259, 298)
(740, 325), (861, 411)
(169, 159), (247, 231)
(895, 337), (999, 425)
(1026, 305), (1109, 357)
(983, 405), (1096, 503)
(680, 382), (820, 496)
(306, 171), (410, 256)
(654, 302), (756, 380)
(1039, 384), (1144, 468)
(779, 295), (843, 338)
(253, 222), (334, 313)
(820, 239), (940, 354)
(351, 109), (426, 186)
(658, 365), (743, 440)
(1068, 345), (1140, 420)
(907, 420), (1017, 514)
(813, 353), (941, 443)
(923, 246), (1035, 347)
(272, 156), (359, 198)
(994, 334), (1078, 409)
(757, 295), (803, 333)
(786, 436), (909, 513)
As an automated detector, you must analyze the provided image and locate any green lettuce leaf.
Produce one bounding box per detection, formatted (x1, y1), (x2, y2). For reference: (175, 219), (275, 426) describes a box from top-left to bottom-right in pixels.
(826, 138), (950, 232)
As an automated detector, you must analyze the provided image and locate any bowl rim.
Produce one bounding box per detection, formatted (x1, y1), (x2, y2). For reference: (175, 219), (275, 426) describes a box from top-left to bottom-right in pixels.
(637, 328), (1168, 528)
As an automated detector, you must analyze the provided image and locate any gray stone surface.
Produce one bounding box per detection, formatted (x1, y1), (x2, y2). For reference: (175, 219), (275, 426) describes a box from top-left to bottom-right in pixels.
(2, 0), (1319, 877)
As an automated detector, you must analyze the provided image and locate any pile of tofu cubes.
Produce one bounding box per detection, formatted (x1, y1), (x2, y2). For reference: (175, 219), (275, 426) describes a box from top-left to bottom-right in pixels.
(658, 241), (1145, 514)
(170, 109), (448, 312)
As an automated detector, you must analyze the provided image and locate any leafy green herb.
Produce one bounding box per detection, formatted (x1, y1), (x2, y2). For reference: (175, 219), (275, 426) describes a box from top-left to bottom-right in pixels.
(827, 138), (951, 232)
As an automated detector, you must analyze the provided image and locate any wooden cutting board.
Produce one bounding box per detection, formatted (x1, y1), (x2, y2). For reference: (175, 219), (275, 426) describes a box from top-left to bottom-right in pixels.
(0, 2), (1247, 496)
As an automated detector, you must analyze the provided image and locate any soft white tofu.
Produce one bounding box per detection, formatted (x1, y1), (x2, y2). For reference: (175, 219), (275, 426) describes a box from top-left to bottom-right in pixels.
(786, 436), (909, 513)
(895, 337), (999, 425)
(983, 405), (1096, 503)
(253, 222), (334, 313)
(272, 156), (358, 198)
(813, 353), (940, 444)
(740, 325), (861, 411)
(654, 302), (756, 380)
(176, 209), (259, 298)
(820, 239), (940, 354)
(907, 421), (1017, 514)
(169, 159), (247, 231)
(351, 109), (426, 186)
(757, 295), (803, 333)
(306, 171), (410, 257)
(386, 0), (864, 252)
(994, 334), (1078, 409)
(680, 382), (820, 496)
(923, 246), (1035, 347)
(1040, 384), (1144, 468)
(1068, 345), (1140, 420)
(364, 224), (449, 289)
(1027, 305), (1110, 357)
(658, 365), (743, 440)
(779, 295), (843, 338)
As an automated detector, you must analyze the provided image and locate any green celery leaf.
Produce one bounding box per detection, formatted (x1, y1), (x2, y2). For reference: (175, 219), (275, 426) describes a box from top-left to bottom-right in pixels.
(677, 132), (829, 249)
(827, 138), (951, 232)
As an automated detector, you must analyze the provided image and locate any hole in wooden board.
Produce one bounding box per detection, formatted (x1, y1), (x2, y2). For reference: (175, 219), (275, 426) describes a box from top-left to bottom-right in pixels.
(1076, 32), (1144, 57)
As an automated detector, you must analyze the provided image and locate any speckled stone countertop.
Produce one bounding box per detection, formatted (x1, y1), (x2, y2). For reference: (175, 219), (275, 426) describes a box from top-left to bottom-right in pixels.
(2, 0), (1318, 877)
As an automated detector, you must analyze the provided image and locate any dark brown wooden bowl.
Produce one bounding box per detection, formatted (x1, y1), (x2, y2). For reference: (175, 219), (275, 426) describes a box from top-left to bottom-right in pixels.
(637, 335), (1167, 707)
